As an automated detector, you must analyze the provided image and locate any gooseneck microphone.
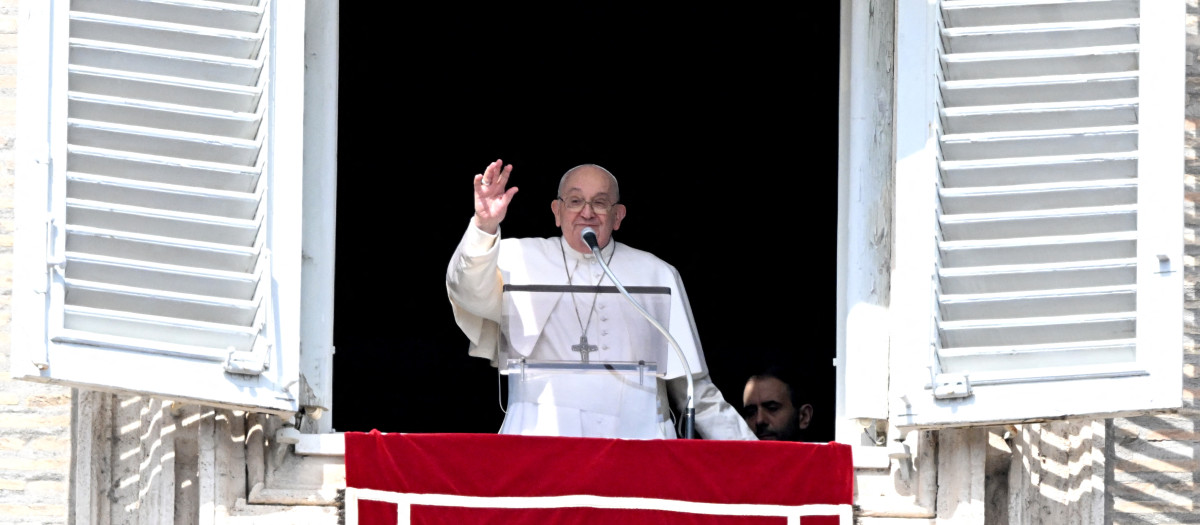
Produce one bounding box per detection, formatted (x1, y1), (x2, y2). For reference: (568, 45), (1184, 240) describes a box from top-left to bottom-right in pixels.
(579, 227), (697, 439)
(581, 227), (600, 250)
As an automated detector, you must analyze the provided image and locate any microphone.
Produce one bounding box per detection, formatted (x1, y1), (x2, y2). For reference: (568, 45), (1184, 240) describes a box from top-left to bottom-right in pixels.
(581, 227), (600, 250)
(578, 224), (697, 439)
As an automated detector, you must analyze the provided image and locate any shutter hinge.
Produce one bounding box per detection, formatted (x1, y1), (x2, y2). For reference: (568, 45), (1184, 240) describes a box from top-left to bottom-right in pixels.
(224, 342), (270, 376)
(932, 373), (972, 400)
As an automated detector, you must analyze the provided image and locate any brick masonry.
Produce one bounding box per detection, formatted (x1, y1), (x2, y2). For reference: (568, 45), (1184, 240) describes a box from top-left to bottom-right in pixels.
(0, 2), (71, 523)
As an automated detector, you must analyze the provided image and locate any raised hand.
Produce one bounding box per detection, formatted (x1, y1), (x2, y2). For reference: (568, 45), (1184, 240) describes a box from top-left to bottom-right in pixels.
(473, 159), (518, 234)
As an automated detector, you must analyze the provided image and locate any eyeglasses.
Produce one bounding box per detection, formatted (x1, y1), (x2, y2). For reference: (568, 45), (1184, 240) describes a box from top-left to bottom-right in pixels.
(558, 196), (618, 214)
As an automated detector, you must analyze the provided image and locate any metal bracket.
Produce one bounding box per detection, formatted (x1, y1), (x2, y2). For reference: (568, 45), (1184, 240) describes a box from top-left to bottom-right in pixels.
(224, 342), (270, 376)
(932, 373), (972, 400)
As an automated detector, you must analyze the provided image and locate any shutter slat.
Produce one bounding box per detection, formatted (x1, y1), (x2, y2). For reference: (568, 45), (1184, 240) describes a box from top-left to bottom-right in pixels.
(941, 0), (1139, 27)
(940, 313), (1135, 347)
(940, 285), (1135, 319)
(940, 126), (1137, 160)
(70, 39), (263, 86)
(940, 205), (1136, 240)
(939, 344), (1137, 375)
(65, 253), (258, 300)
(66, 199), (261, 246)
(943, 19), (1139, 53)
(69, 146), (261, 192)
(941, 153), (1136, 186)
(68, 172), (261, 219)
(63, 278), (260, 326)
(62, 306), (257, 354)
(68, 92), (262, 139)
(942, 98), (1138, 133)
(68, 119), (261, 165)
(71, 0), (265, 33)
(70, 66), (262, 113)
(943, 45), (1138, 80)
(940, 231), (1136, 266)
(938, 259), (1137, 294)
(940, 179), (1136, 213)
(70, 12), (263, 59)
(943, 72), (1139, 106)
(66, 226), (259, 273)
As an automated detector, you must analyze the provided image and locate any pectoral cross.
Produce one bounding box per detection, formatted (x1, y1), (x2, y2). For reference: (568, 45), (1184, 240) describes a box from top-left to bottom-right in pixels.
(572, 335), (599, 364)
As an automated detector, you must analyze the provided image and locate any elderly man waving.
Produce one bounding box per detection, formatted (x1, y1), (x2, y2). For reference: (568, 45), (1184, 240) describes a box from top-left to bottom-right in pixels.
(447, 159), (754, 440)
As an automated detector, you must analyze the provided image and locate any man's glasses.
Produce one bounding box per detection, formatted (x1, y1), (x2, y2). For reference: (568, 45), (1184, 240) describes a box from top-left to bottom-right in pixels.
(558, 196), (618, 214)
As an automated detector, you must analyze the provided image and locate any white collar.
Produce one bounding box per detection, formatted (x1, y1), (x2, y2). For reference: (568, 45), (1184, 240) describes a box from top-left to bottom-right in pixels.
(560, 236), (616, 263)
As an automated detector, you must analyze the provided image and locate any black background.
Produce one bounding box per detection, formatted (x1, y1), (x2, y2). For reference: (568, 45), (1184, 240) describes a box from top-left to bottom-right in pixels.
(333, 5), (840, 441)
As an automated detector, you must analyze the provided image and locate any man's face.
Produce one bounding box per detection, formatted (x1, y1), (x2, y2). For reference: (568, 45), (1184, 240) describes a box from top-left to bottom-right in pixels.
(742, 376), (805, 441)
(552, 167), (626, 254)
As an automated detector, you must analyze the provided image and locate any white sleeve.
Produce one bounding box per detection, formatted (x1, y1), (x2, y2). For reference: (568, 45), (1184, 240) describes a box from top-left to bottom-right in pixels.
(667, 374), (757, 440)
(446, 221), (504, 364)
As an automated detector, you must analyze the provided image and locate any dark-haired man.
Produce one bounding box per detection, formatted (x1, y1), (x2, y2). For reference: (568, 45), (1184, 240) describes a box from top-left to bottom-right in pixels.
(742, 368), (814, 441)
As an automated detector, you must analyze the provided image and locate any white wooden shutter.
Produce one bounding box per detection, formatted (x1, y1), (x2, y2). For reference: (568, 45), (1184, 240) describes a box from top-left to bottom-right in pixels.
(892, 0), (1183, 427)
(11, 0), (303, 415)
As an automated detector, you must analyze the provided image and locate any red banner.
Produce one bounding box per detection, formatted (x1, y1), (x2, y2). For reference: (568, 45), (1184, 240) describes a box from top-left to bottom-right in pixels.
(345, 431), (853, 524)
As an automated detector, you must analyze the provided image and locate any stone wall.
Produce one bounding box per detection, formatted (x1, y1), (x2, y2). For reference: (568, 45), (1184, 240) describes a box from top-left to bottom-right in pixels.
(1105, 1), (1200, 522)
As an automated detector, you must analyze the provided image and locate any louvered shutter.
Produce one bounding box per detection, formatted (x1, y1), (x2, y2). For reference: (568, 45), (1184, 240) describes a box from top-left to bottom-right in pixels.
(891, 0), (1182, 427)
(11, 0), (303, 415)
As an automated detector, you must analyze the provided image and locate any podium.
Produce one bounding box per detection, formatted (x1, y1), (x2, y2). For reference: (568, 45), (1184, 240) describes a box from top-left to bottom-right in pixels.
(499, 284), (671, 439)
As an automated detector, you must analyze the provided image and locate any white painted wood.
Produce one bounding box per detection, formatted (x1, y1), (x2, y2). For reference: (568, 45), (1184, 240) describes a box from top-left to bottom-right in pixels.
(69, 39), (265, 85)
(891, 0), (1183, 428)
(34, 341), (296, 414)
(889, 0), (945, 433)
(299, 0), (338, 433)
(68, 146), (262, 191)
(68, 119), (263, 164)
(943, 72), (1139, 106)
(10, 0), (57, 377)
(70, 66), (263, 113)
(943, 18), (1139, 52)
(940, 232), (1135, 267)
(68, 92), (263, 139)
(836, 0), (893, 440)
(71, 0), (266, 33)
(942, 0), (1138, 27)
(13, 0), (305, 416)
(268, 0), (307, 423)
(941, 152), (1136, 186)
(69, 12), (264, 59)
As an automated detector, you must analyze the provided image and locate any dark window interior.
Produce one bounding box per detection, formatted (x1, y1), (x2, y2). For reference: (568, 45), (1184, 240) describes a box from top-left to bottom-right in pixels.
(334, 5), (840, 440)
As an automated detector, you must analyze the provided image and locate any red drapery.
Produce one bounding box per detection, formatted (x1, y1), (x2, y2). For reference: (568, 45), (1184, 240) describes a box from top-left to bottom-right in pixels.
(345, 431), (854, 525)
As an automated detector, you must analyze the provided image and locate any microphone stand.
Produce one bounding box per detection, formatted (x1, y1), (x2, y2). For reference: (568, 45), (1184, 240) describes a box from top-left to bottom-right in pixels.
(583, 229), (696, 439)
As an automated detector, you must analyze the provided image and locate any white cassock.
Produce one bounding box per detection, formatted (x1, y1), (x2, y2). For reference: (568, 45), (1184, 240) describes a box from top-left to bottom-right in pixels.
(447, 222), (756, 440)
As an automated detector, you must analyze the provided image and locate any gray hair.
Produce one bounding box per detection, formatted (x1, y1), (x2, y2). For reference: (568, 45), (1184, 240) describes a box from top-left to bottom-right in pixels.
(558, 164), (620, 203)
